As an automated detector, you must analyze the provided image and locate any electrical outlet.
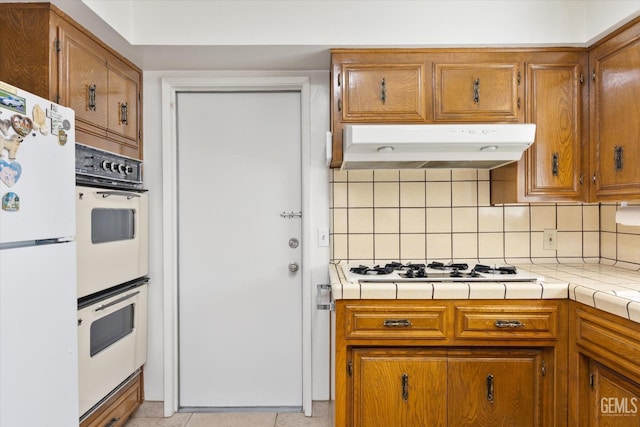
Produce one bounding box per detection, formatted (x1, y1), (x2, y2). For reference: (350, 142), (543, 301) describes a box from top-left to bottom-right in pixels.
(543, 229), (557, 250)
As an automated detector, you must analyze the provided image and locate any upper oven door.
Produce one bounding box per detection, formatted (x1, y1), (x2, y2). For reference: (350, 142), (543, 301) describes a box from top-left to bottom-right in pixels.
(76, 186), (149, 298)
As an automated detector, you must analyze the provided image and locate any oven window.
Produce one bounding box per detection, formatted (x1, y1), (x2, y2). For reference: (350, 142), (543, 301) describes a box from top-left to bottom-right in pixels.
(91, 208), (136, 243)
(90, 304), (134, 357)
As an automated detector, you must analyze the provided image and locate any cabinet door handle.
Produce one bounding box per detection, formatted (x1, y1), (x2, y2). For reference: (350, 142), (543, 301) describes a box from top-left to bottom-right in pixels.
(486, 374), (494, 402)
(88, 84), (97, 111)
(473, 78), (480, 103)
(494, 319), (525, 328)
(383, 319), (412, 328)
(552, 152), (559, 176)
(401, 373), (409, 402)
(614, 145), (623, 172)
(120, 102), (128, 125)
(380, 78), (387, 104)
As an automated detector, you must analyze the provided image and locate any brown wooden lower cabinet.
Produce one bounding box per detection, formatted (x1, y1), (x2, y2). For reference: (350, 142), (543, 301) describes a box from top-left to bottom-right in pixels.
(351, 347), (543, 427)
(80, 369), (143, 427)
(335, 299), (568, 427)
(570, 301), (640, 426)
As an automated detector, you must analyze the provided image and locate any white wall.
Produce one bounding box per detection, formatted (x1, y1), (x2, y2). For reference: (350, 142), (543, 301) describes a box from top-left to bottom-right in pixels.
(85, 0), (640, 47)
(75, 0), (640, 69)
(142, 70), (331, 402)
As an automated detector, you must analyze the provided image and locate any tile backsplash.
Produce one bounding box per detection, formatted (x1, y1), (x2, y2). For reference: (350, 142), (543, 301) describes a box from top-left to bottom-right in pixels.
(330, 169), (640, 267)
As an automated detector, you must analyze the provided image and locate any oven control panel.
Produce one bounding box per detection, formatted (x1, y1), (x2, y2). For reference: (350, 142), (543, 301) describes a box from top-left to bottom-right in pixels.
(75, 143), (143, 189)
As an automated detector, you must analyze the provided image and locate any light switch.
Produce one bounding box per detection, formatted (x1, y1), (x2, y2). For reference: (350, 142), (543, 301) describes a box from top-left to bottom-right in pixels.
(318, 227), (329, 247)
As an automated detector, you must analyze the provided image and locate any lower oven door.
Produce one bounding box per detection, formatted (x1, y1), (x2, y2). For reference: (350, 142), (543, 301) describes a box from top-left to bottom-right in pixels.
(78, 280), (148, 417)
(76, 185), (149, 298)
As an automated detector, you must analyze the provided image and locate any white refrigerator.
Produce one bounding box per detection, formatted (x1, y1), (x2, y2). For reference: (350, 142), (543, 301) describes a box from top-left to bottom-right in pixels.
(0, 81), (78, 426)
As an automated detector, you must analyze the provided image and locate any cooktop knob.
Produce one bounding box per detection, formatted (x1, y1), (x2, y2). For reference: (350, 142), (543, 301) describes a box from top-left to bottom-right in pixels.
(118, 163), (127, 174)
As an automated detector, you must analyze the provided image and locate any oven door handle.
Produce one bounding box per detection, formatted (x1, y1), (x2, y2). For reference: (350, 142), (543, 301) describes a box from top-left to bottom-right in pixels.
(94, 291), (140, 312)
(96, 190), (141, 200)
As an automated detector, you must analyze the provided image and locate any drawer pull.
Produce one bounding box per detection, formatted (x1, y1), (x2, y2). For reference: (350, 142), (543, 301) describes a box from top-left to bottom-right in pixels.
(105, 416), (120, 427)
(494, 320), (525, 328)
(383, 319), (412, 328)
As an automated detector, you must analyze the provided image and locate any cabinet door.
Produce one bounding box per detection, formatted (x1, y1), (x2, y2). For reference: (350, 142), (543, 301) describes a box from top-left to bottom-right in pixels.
(523, 61), (587, 200)
(588, 360), (640, 427)
(340, 63), (427, 122)
(57, 23), (109, 134)
(448, 350), (542, 427)
(590, 23), (640, 201)
(352, 349), (447, 427)
(107, 59), (140, 146)
(434, 63), (522, 122)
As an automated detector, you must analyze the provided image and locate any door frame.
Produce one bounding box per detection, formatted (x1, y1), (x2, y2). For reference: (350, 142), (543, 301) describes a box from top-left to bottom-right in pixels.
(160, 76), (312, 416)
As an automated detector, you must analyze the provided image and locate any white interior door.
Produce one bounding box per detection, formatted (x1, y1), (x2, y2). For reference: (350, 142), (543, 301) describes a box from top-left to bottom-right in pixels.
(177, 91), (302, 409)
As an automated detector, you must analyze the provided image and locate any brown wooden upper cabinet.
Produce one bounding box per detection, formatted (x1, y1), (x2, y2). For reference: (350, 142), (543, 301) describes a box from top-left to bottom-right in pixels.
(491, 51), (589, 203)
(433, 60), (523, 123)
(340, 63), (428, 123)
(0, 2), (143, 160)
(589, 19), (640, 201)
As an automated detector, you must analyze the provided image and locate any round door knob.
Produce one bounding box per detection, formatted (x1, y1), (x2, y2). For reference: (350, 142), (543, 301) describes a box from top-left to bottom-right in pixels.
(288, 263), (299, 273)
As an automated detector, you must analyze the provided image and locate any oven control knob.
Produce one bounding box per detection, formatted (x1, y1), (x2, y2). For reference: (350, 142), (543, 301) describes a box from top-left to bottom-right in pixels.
(101, 160), (111, 171)
(110, 162), (119, 172)
(118, 164), (127, 174)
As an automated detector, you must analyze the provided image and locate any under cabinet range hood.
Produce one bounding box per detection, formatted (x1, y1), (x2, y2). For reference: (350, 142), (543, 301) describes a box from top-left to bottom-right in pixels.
(341, 123), (536, 170)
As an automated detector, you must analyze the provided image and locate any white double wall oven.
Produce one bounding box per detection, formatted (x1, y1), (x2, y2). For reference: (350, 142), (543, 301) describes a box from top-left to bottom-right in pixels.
(75, 143), (149, 419)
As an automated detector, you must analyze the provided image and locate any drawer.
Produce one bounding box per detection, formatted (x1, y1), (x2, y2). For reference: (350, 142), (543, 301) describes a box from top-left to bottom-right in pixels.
(575, 305), (640, 379)
(343, 303), (447, 340)
(81, 370), (143, 427)
(454, 305), (558, 340)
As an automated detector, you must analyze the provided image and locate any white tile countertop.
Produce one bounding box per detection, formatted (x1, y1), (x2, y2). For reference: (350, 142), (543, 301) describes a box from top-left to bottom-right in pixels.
(329, 262), (640, 323)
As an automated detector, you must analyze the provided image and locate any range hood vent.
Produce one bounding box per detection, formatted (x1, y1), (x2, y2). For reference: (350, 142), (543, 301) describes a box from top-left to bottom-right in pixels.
(341, 123), (536, 170)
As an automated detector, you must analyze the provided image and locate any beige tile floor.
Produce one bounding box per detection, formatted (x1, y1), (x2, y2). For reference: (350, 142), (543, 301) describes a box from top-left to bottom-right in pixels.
(124, 401), (331, 427)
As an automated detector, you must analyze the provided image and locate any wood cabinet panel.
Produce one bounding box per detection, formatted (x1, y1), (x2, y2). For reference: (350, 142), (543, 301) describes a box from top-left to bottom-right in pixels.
(80, 370), (143, 427)
(58, 22), (109, 134)
(0, 2), (143, 159)
(454, 304), (558, 340)
(352, 349), (447, 427)
(341, 63), (427, 122)
(448, 350), (542, 427)
(433, 62), (521, 122)
(490, 51), (588, 203)
(343, 302), (447, 340)
(107, 59), (141, 145)
(335, 299), (568, 427)
(570, 302), (640, 426)
(590, 19), (640, 201)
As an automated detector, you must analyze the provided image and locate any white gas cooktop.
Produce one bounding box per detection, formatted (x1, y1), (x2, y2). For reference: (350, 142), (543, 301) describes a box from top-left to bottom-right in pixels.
(341, 262), (544, 283)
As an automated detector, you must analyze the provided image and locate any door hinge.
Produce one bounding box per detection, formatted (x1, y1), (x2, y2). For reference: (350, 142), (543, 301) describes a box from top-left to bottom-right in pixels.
(517, 97), (521, 110)
(347, 360), (353, 376)
(579, 73), (584, 84)
(579, 173), (584, 185)
(541, 360), (546, 376)
(517, 71), (521, 85)
(337, 99), (342, 112)
(55, 94), (61, 104)
(592, 70), (596, 81)
(316, 284), (334, 311)
(54, 38), (61, 53)
(337, 73), (341, 87)
(589, 373), (595, 388)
